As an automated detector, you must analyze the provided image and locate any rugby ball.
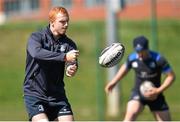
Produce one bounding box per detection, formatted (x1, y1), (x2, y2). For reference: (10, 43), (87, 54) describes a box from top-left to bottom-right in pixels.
(99, 43), (125, 68)
(140, 81), (155, 96)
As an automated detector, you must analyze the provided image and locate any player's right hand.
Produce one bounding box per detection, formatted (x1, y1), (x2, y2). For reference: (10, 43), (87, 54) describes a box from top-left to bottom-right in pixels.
(105, 82), (116, 94)
(65, 50), (79, 62)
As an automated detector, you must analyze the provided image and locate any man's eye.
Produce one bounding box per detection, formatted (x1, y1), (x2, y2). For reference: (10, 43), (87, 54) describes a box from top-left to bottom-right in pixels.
(59, 20), (68, 24)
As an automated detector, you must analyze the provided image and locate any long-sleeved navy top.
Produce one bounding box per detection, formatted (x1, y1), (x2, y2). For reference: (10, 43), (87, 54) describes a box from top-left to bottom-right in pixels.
(23, 25), (78, 101)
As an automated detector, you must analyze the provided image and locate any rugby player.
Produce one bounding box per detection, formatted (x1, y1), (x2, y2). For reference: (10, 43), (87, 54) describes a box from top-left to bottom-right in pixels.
(105, 35), (175, 121)
(23, 6), (79, 121)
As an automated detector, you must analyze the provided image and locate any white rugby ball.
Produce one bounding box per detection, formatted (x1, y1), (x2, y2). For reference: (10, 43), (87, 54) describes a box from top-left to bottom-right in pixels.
(99, 43), (125, 68)
(140, 81), (155, 96)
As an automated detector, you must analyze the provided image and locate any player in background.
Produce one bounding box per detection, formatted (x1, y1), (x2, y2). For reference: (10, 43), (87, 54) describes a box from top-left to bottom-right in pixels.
(105, 35), (176, 121)
(23, 6), (79, 121)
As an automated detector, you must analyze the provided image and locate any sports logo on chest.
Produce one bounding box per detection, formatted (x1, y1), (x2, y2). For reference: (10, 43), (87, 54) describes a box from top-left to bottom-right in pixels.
(53, 44), (67, 53)
(60, 45), (66, 52)
(148, 61), (156, 68)
(132, 61), (138, 68)
(139, 71), (158, 78)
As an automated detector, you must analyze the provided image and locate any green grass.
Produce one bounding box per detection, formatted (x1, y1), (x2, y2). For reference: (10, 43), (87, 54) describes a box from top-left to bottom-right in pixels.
(0, 19), (180, 121)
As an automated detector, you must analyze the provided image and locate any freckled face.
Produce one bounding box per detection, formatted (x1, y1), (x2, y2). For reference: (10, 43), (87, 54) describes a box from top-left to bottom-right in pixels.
(52, 13), (69, 35)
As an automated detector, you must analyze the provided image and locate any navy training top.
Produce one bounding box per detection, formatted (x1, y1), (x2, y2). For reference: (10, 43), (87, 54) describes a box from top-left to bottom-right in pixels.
(23, 25), (78, 101)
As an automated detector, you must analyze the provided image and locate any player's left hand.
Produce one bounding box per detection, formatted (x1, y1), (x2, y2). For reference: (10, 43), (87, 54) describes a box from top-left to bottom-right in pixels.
(143, 87), (158, 101)
(66, 64), (78, 77)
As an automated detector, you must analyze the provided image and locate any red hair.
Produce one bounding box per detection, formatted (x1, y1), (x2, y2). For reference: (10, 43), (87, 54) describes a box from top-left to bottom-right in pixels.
(48, 6), (69, 23)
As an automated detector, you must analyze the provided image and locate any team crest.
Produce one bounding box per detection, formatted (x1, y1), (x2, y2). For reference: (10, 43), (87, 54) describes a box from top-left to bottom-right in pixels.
(149, 62), (156, 68)
(60, 45), (66, 52)
(132, 61), (138, 68)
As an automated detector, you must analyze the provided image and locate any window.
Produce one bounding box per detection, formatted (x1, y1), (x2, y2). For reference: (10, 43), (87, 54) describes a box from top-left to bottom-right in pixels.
(4, 0), (39, 16)
(51, 0), (72, 8)
(85, 0), (105, 7)
(126, 0), (144, 6)
(4, 0), (20, 15)
(30, 0), (39, 9)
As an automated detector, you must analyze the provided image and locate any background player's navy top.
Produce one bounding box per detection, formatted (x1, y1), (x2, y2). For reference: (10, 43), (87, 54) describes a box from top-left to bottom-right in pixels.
(125, 51), (172, 93)
(23, 25), (78, 101)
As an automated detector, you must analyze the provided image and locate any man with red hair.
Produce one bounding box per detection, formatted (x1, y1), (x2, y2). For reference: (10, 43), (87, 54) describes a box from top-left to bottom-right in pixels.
(23, 6), (79, 121)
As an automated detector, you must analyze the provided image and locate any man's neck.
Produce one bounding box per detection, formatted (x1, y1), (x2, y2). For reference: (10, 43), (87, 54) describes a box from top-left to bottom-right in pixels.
(50, 25), (62, 41)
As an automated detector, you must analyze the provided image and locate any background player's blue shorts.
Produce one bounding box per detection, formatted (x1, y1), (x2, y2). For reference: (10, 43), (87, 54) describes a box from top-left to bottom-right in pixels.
(130, 91), (169, 111)
(24, 95), (73, 121)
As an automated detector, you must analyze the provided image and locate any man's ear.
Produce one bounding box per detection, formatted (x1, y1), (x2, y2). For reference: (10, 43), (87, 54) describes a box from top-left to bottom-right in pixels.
(52, 23), (54, 27)
(50, 22), (54, 27)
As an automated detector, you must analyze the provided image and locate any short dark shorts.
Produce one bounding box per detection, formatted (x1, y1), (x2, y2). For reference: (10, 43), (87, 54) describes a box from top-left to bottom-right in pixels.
(24, 95), (73, 121)
(129, 91), (169, 111)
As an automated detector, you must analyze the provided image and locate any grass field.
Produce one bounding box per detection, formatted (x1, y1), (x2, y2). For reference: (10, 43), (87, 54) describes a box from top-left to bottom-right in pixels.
(0, 19), (180, 121)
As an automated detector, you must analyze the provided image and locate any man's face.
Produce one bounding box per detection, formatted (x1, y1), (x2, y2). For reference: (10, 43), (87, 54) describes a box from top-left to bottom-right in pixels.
(137, 50), (149, 60)
(52, 12), (69, 35)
